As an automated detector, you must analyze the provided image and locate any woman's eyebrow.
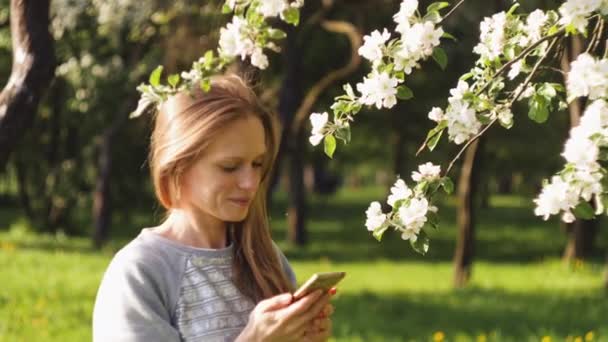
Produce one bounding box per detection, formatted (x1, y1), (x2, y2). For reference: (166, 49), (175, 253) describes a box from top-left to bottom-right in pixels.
(217, 151), (267, 161)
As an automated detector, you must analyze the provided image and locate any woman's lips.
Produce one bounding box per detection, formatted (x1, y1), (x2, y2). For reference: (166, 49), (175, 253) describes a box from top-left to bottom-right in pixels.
(229, 198), (250, 207)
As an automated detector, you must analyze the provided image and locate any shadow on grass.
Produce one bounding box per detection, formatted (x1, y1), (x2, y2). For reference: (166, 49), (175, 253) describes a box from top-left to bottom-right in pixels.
(331, 287), (608, 341)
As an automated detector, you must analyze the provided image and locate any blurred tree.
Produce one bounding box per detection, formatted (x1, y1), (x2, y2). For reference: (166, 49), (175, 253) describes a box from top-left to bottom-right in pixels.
(0, 0), (55, 169)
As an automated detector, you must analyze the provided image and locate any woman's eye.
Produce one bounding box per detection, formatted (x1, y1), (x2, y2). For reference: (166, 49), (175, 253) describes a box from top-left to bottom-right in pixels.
(221, 165), (238, 172)
(252, 162), (263, 169)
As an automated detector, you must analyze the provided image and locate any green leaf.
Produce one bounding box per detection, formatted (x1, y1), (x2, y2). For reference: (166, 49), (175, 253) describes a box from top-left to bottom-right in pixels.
(168, 74), (180, 88)
(324, 134), (336, 158)
(222, 3), (232, 13)
(423, 11), (441, 23)
(441, 177), (454, 195)
(432, 47), (448, 70)
(441, 32), (457, 41)
(396, 85), (414, 100)
(426, 1), (450, 13)
(149, 66), (163, 87)
(425, 121), (447, 151)
(335, 125), (351, 144)
(506, 2), (520, 15)
(267, 28), (287, 40)
(427, 128), (444, 151)
(598, 147), (608, 161)
(373, 225), (390, 242)
(283, 7), (300, 26)
(427, 212), (440, 229)
(547, 24), (560, 36)
(528, 95), (549, 123)
(538, 83), (557, 99)
(573, 202), (594, 220)
(460, 72), (474, 81)
(200, 78), (211, 92)
(410, 230), (430, 255)
(203, 50), (214, 68)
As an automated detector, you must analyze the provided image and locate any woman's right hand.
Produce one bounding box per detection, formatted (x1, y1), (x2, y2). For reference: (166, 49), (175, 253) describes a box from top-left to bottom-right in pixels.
(236, 290), (330, 342)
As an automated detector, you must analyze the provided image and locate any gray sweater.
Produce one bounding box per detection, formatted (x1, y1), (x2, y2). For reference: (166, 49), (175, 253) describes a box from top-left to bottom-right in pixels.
(92, 229), (296, 342)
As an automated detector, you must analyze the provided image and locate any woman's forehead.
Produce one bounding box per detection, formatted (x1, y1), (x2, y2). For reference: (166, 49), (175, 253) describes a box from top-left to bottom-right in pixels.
(206, 116), (267, 158)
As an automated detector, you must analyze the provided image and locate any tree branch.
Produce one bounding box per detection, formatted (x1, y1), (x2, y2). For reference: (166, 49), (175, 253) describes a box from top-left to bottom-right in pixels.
(440, 0), (466, 24)
(290, 20), (362, 135)
(444, 36), (560, 176)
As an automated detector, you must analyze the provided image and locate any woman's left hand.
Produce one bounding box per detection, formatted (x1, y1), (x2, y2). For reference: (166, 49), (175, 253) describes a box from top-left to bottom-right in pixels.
(303, 303), (334, 341)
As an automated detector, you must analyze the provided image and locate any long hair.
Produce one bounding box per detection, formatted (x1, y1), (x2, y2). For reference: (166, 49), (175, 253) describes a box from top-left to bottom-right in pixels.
(149, 74), (293, 302)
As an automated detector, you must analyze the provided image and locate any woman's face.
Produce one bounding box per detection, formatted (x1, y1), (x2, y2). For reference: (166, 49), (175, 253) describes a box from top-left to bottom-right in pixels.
(181, 115), (267, 223)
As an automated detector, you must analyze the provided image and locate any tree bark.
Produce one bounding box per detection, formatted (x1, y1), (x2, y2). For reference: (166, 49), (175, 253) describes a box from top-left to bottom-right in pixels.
(560, 35), (599, 262)
(453, 138), (484, 288)
(270, 24), (308, 245)
(0, 0), (55, 169)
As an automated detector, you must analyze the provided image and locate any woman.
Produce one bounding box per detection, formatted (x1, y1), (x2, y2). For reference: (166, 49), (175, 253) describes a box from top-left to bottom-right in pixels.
(93, 75), (334, 341)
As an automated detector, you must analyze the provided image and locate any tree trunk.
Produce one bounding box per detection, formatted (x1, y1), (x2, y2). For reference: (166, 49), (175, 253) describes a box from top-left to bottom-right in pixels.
(560, 35), (598, 262)
(0, 0), (55, 169)
(272, 26), (307, 245)
(269, 23), (303, 197)
(287, 129), (307, 245)
(14, 158), (33, 220)
(92, 95), (134, 248)
(453, 138), (484, 288)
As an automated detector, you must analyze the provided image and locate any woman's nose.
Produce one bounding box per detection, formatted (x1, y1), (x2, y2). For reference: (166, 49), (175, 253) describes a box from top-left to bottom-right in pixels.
(238, 168), (260, 190)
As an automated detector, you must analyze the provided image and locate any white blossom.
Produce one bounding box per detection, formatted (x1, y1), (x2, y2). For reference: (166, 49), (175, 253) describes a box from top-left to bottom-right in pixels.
(219, 16), (255, 60)
(534, 175), (579, 220)
(473, 12), (507, 61)
(357, 71), (399, 109)
(522, 9), (548, 45)
(400, 229), (418, 242)
(428, 107), (445, 122)
(567, 53), (608, 101)
(309, 112), (328, 146)
(559, 0), (602, 33)
(393, 0), (418, 34)
(257, 0), (288, 18)
(411, 162), (441, 182)
(445, 99), (481, 144)
(387, 179), (412, 207)
(365, 201), (387, 231)
(562, 135), (599, 169)
(251, 48), (269, 69)
(398, 197), (429, 232)
(359, 29), (391, 64)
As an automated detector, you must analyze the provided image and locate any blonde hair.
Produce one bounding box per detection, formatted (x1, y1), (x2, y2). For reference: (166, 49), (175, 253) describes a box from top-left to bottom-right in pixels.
(149, 74), (293, 301)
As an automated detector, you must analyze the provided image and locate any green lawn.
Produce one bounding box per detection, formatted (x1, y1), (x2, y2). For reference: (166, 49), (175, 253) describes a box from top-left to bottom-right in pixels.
(1, 188), (607, 341)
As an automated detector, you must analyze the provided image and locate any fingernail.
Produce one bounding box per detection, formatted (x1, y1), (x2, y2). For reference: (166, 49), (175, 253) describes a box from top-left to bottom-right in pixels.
(329, 288), (337, 295)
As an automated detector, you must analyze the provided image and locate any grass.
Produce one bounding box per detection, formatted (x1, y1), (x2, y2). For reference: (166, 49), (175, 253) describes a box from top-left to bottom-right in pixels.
(1, 187), (607, 341)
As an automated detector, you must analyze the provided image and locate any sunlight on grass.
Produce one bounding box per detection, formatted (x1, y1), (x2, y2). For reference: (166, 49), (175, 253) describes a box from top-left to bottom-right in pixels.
(1, 189), (607, 341)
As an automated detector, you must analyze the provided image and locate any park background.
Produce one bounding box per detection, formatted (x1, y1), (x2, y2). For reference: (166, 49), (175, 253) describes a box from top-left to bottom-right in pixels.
(0, 0), (607, 341)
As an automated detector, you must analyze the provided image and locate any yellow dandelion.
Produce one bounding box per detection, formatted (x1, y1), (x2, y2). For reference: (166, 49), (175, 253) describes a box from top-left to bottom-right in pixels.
(433, 331), (445, 342)
(585, 331), (594, 341)
(574, 337), (583, 342)
(477, 334), (487, 342)
(541, 336), (552, 342)
(0, 241), (16, 252)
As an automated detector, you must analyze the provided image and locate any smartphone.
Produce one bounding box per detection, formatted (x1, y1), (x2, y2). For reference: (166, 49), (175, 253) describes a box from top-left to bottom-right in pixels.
(293, 271), (346, 300)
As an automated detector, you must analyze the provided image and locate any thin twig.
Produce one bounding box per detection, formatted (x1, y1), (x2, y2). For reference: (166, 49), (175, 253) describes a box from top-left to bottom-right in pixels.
(443, 36), (560, 176)
(586, 17), (604, 54)
(440, 0), (466, 24)
(476, 28), (566, 96)
(416, 28), (566, 155)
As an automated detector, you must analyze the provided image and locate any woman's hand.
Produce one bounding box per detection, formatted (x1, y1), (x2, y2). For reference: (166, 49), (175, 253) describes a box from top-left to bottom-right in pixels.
(236, 290), (331, 342)
(302, 302), (334, 342)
